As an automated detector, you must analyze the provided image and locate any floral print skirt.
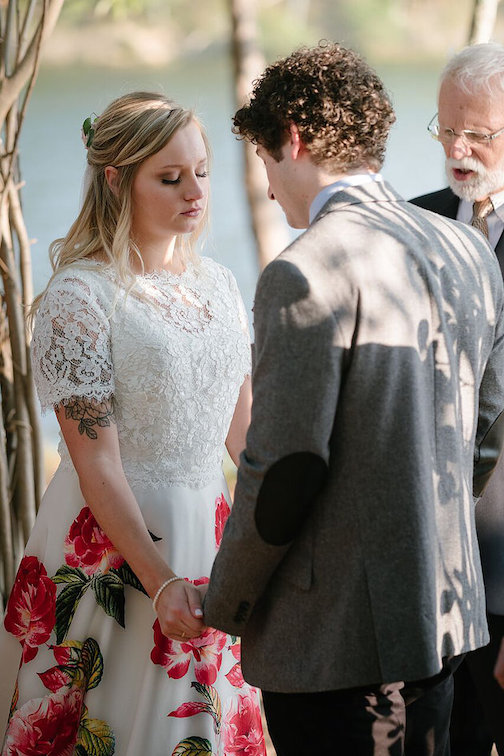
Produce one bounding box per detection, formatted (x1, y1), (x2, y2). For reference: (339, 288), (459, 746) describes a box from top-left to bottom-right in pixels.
(0, 468), (266, 755)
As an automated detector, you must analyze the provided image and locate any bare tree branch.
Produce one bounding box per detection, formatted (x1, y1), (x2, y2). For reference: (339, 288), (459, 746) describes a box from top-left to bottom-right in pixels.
(0, 0), (63, 603)
(0, 0), (63, 126)
(468, 0), (501, 43)
(229, 0), (290, 270)
(19, 0), (41, 63)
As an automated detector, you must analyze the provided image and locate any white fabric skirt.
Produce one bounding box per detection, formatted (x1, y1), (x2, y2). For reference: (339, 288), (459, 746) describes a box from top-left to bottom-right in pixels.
(0, 466), (265, 755)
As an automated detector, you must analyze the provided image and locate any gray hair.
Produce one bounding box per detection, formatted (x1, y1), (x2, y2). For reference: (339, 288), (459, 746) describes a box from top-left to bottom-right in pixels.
(441, 42), (504, 95)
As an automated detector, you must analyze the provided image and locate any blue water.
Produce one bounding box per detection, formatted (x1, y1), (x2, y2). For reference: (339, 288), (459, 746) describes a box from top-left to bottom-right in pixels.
(19, 54), (445, 449)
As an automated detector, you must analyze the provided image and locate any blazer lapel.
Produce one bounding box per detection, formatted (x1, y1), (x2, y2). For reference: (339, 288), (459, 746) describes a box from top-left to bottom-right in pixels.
(436, 189), (459, 219)
(494, 230), (504, 278)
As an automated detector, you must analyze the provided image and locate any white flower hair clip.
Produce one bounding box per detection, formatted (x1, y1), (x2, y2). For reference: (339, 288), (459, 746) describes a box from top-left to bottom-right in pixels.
(81, 114), (98, 149)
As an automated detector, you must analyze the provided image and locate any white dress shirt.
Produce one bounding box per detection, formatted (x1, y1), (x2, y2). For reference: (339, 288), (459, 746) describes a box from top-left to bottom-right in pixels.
(309, 172), (383, 225)
(457, 189), (504, 250)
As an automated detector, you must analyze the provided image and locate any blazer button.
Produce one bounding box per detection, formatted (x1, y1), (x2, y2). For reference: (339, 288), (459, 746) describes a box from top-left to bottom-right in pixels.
(233, 600), (250, 623)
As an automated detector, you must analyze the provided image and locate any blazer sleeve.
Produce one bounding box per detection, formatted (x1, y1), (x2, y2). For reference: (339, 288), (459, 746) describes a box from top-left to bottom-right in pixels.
(204, 257), (352, 635)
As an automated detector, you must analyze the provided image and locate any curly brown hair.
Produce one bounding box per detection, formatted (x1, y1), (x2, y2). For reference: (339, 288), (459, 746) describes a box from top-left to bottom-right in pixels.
(233, 42), (396, 172)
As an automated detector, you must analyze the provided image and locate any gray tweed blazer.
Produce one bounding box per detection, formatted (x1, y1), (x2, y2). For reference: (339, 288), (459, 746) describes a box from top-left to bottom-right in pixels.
(204, 180), (504, 693)
(412, 187), (504, 616)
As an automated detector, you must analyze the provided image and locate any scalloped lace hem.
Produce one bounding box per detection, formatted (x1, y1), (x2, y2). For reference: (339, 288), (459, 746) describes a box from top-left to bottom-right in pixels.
(57, 455), (224, 491)
(38, 392), (115, 415)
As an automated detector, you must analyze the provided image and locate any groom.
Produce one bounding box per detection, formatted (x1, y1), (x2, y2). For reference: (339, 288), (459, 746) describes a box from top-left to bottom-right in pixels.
(204, 43), (504, 754)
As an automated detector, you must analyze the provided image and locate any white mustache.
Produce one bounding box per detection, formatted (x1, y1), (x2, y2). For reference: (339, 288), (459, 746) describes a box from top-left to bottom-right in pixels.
(446, 157), (486, 174)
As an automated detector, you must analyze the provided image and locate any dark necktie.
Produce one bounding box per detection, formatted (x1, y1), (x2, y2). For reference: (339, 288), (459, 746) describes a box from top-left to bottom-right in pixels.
(471, 198), (494, 239)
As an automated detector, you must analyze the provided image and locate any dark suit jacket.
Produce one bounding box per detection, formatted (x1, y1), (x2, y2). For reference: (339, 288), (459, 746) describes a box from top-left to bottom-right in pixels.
(205, 181), (504, 692)
(411, 187), (504, 277)
(411, 186), (504, 616)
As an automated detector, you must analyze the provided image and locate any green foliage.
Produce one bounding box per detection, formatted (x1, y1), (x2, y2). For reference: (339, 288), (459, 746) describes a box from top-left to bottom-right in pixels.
(40, 1), (500, 72)
(61, 0), (165, 22)
(259, 3), (321, 58)
(57, 0), (426, 61)
(61, 0), (226, 25)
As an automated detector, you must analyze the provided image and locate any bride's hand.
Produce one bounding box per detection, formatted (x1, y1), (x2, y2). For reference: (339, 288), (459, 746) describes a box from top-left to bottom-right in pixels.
(155, 580), (206, 641)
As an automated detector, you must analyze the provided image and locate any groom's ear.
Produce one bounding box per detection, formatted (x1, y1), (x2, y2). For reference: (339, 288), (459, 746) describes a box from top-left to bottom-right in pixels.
(104, 165), (119, 196)
(288, 123), (307, 161)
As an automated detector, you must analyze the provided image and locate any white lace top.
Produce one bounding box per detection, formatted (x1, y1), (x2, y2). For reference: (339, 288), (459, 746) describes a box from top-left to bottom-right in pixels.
(32, 257), (251, 489)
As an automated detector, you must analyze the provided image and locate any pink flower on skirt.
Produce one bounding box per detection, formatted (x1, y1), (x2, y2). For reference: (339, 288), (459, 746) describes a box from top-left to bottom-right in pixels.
(226, 641), (246, 688)
(215, 493), (230, 548)
(4, 556), (56, 663)
(3, 688), (83, 755)
(64, 506), (124, 575)
(151, 621), (227, 685)
(222, 692), (266, 756)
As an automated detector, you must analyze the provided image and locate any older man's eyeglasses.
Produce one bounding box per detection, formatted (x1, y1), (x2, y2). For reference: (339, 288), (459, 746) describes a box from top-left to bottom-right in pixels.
(427, 114), (504, 145)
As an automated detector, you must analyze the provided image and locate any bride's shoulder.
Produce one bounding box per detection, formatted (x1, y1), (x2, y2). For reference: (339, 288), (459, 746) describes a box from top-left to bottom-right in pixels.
(41, 261), (115, 312)
(198, 255), (236, 287)
(51, 260), (112, 291)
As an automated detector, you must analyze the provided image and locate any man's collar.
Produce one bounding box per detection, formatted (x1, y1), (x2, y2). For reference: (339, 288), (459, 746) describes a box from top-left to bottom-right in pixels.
(458, 188), (504, 223)
(309, 172), (383, 224)
(491, 188), (504, 219)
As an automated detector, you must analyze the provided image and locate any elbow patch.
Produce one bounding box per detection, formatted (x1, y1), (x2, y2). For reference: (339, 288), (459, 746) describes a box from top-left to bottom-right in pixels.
(254, 452), (328, 546)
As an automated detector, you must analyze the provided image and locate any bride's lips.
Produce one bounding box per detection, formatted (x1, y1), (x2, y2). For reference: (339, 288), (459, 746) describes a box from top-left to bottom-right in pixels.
(181, 207), (201, 217)
(452, 167), (475, 182)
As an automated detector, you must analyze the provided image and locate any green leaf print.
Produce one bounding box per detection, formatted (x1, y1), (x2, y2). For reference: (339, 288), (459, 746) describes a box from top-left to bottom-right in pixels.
(113, 562), (147, 596)
(80, 637), (104, 691)
(54, 578), (90, 644)
(41, 638), (104, 692)
(171, 737), (212, 756)
(92, 572), (125, 627)
(8, 680), (19, 723)
(45, 640), (85, 688)
(75, 746), (88, 756)
(77, 714), (116, 755)
(191, 683), (221, 734)
(57, 639), (85, 661)
(53, 565), (90, 585)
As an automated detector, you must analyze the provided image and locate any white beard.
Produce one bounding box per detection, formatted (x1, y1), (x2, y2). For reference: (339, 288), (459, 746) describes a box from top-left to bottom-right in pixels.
(446, 157), (504, 201)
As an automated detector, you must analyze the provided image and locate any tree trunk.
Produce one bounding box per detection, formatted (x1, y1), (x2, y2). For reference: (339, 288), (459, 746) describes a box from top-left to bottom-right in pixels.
(0, 0), (64, 609)
(468, 0), (500, 43)
(229, 0), (290, 270)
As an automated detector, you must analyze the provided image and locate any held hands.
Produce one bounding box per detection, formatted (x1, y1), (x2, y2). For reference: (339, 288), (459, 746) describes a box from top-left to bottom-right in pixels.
(154, 577), (206, 641)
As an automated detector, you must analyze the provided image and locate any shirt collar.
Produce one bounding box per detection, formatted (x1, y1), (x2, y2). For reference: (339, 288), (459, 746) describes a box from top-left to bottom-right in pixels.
(491, 188), (504, 221)
(458, 188), (504, 223)
(309, 172), (384, 224)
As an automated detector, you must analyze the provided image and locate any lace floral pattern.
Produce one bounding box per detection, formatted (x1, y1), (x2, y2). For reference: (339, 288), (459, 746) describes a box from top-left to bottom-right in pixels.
(32, 257), (251, 489)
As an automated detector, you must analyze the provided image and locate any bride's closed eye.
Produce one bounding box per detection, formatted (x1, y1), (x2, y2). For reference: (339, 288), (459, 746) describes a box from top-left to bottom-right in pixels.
(161, 171), (208, 185)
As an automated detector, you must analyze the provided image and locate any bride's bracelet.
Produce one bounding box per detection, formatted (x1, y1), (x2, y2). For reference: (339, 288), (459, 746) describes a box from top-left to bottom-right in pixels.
(152, 576), (185, 613)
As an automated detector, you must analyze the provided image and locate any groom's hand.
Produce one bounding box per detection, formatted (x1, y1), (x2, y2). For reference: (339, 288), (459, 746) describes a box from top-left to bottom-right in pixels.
(156, 580), (206, 641)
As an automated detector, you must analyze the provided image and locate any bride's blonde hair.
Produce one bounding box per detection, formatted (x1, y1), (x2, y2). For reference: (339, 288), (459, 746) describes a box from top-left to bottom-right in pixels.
(32, 91), (210, 314)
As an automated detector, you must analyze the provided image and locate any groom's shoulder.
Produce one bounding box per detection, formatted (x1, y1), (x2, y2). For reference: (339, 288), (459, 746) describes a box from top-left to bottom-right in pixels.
(257, 248), (308, 300)
(256, 233), (348, 321)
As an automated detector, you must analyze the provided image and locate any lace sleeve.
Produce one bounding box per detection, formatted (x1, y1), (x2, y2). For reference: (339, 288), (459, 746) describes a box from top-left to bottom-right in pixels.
(31, 275), (114, 412)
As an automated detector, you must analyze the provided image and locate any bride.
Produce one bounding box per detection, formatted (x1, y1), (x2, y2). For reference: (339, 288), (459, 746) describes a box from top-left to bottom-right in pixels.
(0, 91), (265, 756)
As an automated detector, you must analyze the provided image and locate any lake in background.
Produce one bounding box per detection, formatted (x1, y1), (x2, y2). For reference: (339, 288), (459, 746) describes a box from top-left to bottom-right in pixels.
(19, 53), (447, 451)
